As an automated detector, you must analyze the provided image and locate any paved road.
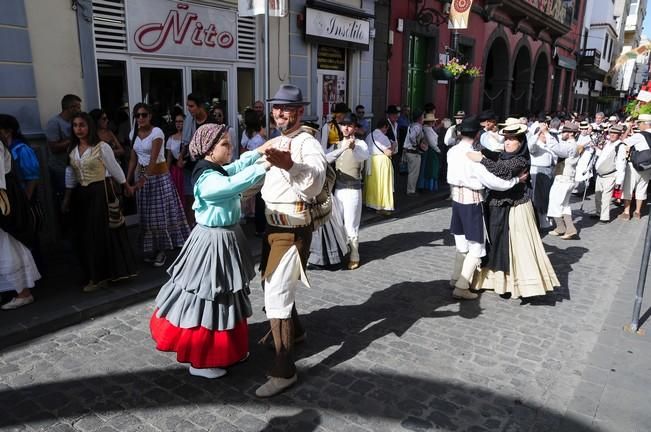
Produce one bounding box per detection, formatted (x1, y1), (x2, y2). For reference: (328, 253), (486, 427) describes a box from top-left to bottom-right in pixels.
(1, 200), (650, 432)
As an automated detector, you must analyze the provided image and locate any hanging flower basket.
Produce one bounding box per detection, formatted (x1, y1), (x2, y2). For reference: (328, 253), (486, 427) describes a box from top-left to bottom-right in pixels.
(432, 67), (453, 80)
(456, 74), (475, 84)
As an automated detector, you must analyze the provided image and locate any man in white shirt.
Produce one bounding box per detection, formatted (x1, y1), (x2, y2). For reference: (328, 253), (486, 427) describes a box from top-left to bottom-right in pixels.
(478, 110), (504, 152)
(527, 121), (558, 228)
(547, 123), (584, 239)
(447, 116), (526, 300)
(591, 125), (627, 222)
(257, 84), (327, 398)
(619, 113), (651, 219)
(444, 110), (465, 147)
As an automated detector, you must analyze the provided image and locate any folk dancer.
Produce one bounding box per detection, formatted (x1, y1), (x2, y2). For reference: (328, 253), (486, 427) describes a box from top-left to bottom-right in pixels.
(590, 124), (626, 222)
(257, 85), (327, 397)
(446, 116), (526, 300)
(619, 114), (651, 220)
(527, 121), (558, 228)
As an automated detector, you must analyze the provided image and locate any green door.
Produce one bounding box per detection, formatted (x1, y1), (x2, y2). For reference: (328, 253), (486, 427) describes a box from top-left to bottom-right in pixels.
(407, 35), (428, 112)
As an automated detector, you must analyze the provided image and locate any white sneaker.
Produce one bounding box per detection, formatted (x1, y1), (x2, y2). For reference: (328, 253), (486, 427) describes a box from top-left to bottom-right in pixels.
(189, 366), (227, 379)
(1, 295), (35, 310)
(153, 251), (166, 267)
(255, 374), (298, 398)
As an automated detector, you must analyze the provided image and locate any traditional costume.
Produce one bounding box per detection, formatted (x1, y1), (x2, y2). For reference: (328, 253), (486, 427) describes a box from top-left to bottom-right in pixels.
(417, 114), (441, 192)
(446, 116), (521, 300)
(592, 126), (627, 222)
(527, 127), (558, 229)
(151, 124), (266, 378)
(364, 128), (394, 212)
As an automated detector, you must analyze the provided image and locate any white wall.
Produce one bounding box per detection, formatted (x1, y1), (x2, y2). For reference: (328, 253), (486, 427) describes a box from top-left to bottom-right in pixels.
(25, 0), (85, 126)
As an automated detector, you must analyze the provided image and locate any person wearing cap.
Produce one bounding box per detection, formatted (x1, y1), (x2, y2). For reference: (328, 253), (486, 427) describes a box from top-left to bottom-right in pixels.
(257, 84), (327, 397)
(320, 102), (348, 151)
(447, 116), (527, 300)
(323, 112), (369, 269)
(468, 123), (559, 298)
(478, 110), (504, 152)
(150, 123), (271, 380)
(546, 122), (585, 239)
(444, 111), (465, 147)
(404, 111), (426, 195)
(364, 119), (395, 214)
(527, 119), (558, 228)
(619, 113), (651, 220)
(589, 124), (627, 222)
(417, 112), (441, 191)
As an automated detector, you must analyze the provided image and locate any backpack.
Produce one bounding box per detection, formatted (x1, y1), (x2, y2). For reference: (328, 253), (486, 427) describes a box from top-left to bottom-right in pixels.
(630, 131), (651, 172)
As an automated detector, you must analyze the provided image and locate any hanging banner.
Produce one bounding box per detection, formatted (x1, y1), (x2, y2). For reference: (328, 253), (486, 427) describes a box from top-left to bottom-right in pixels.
(238, 0), (288, 17)
(448, 0), (473, 30)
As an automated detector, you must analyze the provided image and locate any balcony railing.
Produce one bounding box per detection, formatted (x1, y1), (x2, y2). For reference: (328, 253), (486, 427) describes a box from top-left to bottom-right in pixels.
(579, 49), (602, 69)
(485, 0), (572, 37)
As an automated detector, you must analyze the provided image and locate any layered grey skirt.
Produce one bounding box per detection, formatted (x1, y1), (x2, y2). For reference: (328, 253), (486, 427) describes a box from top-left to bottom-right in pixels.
(153, 224), (255, 331)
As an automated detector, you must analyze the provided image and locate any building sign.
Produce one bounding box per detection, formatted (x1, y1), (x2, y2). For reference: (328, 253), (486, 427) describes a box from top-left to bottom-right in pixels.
(317, 46), (346, 71)
(238, 0), (287, 17)
(305, 7), (370, 49)
(126, 0), (237, 60)
(524, 0), (567, 23)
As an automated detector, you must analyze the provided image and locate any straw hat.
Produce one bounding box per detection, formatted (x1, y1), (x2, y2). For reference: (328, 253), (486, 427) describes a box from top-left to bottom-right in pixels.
(499, 123), (528, 136)
(423, 113), (438, 123)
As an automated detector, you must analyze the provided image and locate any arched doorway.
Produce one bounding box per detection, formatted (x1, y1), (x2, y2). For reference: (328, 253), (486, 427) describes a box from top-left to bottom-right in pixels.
(510, 46), (532, 116)
(482, 38), (509, 119)
(531, 53), (549, 115)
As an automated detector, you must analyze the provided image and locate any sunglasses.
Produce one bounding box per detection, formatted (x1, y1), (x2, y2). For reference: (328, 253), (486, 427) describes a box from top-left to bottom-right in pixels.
(272, 104), (299, 112)
(135, 112), (149, 118)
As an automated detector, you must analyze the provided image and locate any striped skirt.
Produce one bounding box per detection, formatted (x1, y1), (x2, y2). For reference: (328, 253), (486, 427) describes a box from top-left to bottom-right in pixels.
(150, 224), (254, 368)
(136, 173), (190, 253)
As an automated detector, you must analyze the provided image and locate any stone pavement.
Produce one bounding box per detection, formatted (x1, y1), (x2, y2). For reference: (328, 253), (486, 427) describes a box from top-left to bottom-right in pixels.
(1, 197), (650, 432)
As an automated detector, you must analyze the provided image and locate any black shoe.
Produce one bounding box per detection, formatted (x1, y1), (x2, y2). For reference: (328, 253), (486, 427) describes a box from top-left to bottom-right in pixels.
(589, 214), (599, 219)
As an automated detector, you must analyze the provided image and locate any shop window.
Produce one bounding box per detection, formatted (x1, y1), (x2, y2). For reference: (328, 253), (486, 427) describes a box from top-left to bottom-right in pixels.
(140, 67), (183, 128)
(237, 68), (255, 113)
(192, 70), (229, 119)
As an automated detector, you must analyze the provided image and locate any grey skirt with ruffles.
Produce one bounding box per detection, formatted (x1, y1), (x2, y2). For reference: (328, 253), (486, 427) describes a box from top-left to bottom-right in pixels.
(154, 223), (255, 331)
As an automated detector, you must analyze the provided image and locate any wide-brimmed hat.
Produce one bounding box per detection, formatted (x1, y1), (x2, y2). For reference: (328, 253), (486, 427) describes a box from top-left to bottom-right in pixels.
(457, 115), (481, 134)
(267, 84), (310, 105)
(561, 123), (579, 133)
(454, 110), (465, 119)
(608, 124), (625, 134)
(608, 115), (618, 122)
(386, 105), (400, 114)
(339, 112), (358, 125)
(638, 114), (651, 122)
(499, 123), (528, 136)
(498, 117), (521, 128)
(332, 102), (349, 114)
(579, 121), (589, 130)
(423, 113), (437, 123)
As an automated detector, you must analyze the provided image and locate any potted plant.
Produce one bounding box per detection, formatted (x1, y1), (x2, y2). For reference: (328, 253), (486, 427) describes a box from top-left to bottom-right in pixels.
(458, 65), (482, 83)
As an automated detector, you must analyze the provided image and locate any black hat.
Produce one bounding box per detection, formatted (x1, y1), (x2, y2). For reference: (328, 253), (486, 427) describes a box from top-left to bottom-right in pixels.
(267, 84), (310, 105)
(332, 102), (349, 114)
(454, 110), (466, 119)
(339, 112), (358, 125)
(478, 110), (497, 122)
(386, 105), (400, 114)
(457, 115), (481, 134)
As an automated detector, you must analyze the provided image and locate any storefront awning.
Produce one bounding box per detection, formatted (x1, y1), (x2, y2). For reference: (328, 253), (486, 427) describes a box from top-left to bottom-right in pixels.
(556, 55), (577, 70)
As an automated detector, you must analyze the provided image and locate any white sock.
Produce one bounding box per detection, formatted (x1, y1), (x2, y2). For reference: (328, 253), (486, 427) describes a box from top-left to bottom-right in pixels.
(189, 366), (227, 379)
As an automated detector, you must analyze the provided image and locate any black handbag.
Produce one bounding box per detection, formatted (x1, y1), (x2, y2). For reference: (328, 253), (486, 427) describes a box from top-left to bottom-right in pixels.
(632, 132), (651, 172)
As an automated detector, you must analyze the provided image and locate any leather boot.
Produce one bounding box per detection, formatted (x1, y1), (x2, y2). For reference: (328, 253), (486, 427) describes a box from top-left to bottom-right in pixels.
(450, 251), (467, 287)
(549, 217), (565, 236)
(256, 318), (298, 398)
(561, 214), (577, 239)
(453, 255), (480, 300)
(348, 236), (360, 270)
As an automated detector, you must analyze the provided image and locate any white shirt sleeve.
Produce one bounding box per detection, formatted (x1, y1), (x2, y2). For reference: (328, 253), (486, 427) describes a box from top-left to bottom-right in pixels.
(100, 142), (126, 184)
(286, 135), (327, 200)
(473, 163), (519, 191)
(615, 144), (627, 185)
(444, 126), (456, 147)
(65, 165), (78, 189)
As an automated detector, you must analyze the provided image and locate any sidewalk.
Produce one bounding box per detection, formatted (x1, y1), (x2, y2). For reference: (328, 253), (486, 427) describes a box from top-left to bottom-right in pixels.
(0, 179), (449, 349)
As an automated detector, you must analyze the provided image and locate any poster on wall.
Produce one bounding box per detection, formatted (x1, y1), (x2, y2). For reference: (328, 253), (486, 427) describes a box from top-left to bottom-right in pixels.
(321, 74), (346, 118)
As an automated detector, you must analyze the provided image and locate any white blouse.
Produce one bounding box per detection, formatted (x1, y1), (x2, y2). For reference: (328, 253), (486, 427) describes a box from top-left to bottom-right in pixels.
(132, 127), (166, 166)
(365, 129), (391, 155)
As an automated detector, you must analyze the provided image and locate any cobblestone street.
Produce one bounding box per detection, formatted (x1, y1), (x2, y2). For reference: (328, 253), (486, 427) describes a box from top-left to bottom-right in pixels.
(1, 200), (650, 432)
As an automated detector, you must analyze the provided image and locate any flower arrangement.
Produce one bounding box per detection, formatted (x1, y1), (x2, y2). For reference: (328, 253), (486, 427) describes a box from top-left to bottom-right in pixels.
(432, 58), (482, 80)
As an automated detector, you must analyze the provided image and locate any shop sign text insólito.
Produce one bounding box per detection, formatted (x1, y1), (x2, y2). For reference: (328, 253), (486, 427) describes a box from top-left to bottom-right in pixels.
(126, 1), (237, 60)
(305, 8), (370, 48)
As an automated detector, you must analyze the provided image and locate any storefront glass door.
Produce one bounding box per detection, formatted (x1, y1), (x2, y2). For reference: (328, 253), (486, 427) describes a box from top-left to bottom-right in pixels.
(139, 66), (183, 127)
(191, 69), (229, 118)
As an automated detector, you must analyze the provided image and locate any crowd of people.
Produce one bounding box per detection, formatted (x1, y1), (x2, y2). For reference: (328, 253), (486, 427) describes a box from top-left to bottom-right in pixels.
(2, 83), (650, 398)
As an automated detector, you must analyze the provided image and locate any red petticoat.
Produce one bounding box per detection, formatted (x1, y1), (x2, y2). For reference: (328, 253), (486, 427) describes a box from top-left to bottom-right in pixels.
(150, 310), (249, 368)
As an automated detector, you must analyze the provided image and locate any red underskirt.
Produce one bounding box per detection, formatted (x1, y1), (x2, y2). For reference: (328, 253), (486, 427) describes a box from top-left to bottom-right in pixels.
(150, 310), (249, 368)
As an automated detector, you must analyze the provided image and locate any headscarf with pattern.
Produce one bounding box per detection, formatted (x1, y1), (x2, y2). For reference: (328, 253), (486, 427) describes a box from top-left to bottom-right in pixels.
(189, 123), (228, 160)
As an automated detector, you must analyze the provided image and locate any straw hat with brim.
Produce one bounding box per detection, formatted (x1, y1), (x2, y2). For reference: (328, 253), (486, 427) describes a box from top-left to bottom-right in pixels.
(499, 123), (528, 136)
(638, 114), (651, 122)
(267, 84), (310, 105)
(562, 123), (579, 133)
(609, 125), (625, 134)
(423, 113), (438, 123)
(579, 121), (589, 130)
(454, 110), (465, 119)
(498, 117), (521, 128)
